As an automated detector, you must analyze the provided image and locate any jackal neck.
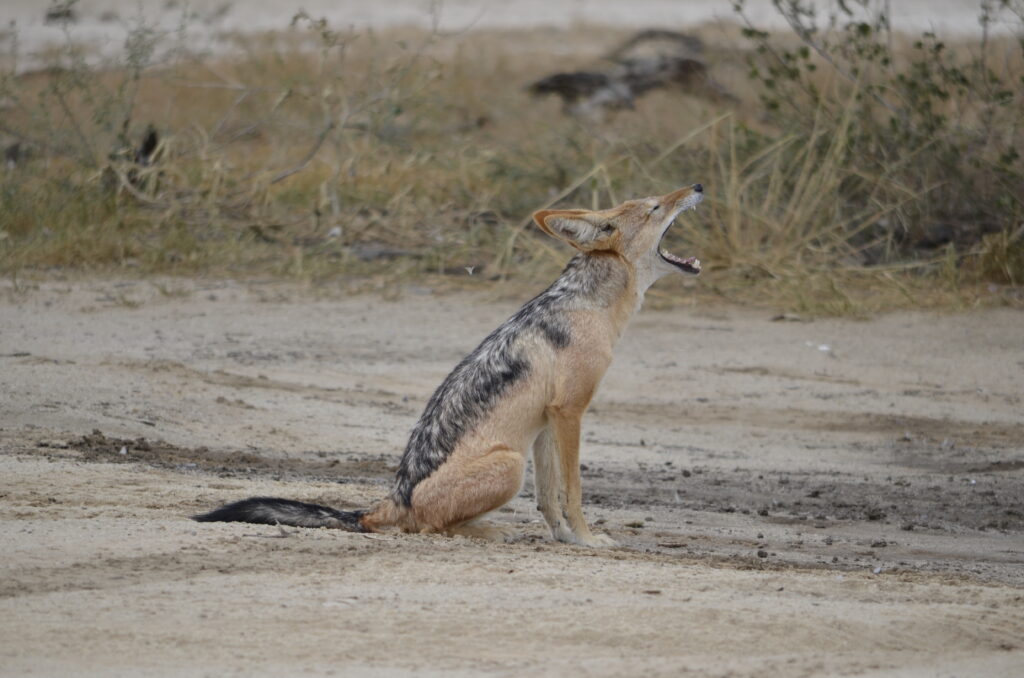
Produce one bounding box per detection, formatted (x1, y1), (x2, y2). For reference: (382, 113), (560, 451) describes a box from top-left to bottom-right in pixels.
(558, 252), (639, 340)
(553, 252), (632, 308)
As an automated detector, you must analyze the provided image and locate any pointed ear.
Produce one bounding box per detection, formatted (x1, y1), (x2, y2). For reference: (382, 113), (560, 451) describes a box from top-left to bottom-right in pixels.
(532, 209), (617, 251)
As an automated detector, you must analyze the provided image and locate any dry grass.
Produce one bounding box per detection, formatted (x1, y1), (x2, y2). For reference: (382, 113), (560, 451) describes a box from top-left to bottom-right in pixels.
(0, 9), (1021, 314)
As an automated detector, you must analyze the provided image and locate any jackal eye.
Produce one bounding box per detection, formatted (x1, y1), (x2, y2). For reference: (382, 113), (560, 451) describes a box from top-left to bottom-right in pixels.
(648, 205), (660, 214)
(601, 223), (614, 233)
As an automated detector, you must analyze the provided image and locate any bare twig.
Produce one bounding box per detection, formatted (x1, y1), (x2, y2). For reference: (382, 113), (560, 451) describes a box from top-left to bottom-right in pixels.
(268, 118), (336, 185)
(53, 84), (99, 168)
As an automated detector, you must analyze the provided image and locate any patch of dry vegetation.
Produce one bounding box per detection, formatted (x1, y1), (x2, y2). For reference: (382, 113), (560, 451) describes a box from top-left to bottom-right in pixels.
(0, 2), (1021, 313)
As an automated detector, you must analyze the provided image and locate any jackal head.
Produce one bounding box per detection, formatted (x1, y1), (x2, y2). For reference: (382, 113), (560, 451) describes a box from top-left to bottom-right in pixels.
(533, 184), (703, 289)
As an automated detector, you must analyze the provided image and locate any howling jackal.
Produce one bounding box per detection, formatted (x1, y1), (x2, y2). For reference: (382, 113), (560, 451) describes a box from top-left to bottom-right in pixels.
(195, 184), (704, 546)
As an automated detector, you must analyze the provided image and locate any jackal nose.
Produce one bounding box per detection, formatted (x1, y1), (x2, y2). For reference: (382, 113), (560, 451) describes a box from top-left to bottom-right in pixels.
(693, 183), (703, 193)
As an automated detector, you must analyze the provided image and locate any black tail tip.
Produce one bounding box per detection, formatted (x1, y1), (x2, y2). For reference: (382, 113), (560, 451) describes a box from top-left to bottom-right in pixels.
(190, 496), (368, 531)
(191, 507), (233, 522)
(191, 497), (269, 523)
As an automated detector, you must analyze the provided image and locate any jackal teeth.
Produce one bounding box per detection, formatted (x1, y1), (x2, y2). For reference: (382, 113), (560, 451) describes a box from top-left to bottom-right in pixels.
(658, 248), (701, 274)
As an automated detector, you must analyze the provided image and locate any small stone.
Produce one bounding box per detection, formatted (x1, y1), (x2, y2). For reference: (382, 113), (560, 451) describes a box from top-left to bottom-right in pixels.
(865, 507), (886, 521)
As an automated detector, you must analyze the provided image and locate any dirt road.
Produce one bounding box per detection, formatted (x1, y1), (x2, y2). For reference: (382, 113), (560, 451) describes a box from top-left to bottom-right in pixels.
(1, 278), (1022, 677)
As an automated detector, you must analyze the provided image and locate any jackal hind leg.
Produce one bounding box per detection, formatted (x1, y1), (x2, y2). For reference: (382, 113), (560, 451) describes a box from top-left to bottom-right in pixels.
(409, 444), (525, 539)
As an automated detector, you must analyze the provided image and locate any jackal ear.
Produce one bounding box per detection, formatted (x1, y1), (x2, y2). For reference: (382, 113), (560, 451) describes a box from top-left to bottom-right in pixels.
(533, 209), (616, 251)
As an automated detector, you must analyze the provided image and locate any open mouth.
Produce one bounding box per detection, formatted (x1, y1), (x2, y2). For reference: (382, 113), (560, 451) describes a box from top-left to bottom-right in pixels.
(659, 247), (701, 274)
(657, 194), (702, 275)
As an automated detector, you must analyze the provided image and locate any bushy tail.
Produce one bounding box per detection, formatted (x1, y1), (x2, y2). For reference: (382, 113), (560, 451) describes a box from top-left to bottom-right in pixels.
(193, 497), (368, 531)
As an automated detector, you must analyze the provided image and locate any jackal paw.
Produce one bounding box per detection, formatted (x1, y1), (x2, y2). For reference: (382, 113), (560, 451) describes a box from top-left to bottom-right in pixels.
(446, 520), (517, 542)
(576, 532), (617, 548)
(552, 526), (617, 548)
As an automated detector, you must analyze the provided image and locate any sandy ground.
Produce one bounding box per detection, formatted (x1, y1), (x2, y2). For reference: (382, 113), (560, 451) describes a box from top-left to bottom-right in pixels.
(1, 277), (1022, 677)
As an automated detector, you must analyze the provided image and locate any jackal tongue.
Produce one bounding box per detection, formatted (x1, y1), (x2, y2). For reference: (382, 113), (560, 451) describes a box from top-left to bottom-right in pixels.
(660, 248), (701, 274)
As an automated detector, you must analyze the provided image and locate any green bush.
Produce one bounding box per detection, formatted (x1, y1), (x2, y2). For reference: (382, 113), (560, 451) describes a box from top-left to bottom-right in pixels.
(734, 0), (1024, 273)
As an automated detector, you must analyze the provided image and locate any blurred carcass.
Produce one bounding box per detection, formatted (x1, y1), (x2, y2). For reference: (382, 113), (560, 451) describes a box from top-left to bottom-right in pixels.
(529, 30), (734, 117)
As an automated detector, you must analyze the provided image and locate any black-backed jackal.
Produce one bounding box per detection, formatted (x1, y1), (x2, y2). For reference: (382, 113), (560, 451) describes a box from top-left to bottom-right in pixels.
(195, 184), (704, 546)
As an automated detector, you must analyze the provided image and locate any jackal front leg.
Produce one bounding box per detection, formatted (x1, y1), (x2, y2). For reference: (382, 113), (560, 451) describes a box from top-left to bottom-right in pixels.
(533, 427), (574, 543)
(545, 409), (616, 547)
